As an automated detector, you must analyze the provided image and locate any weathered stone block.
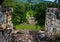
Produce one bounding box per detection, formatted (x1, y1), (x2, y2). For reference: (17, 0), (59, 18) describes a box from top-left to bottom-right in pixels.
(45, 8), (60, 37)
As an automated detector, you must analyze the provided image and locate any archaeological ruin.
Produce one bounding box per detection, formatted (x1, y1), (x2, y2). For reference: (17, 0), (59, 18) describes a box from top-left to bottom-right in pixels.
(45, 8), (60, 38)
(0, 0), (60, 42)
(0, 6), (13, 42)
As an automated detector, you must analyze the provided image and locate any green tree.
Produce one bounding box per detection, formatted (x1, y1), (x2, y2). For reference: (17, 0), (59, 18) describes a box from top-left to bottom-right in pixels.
(2, 0), (15, 7)
(34, 2), (60, 28)
(12, 4), (26, 26)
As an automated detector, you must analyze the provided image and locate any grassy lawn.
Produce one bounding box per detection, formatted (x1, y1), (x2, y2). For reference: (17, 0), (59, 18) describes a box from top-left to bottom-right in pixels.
(15, 23), (43, 30)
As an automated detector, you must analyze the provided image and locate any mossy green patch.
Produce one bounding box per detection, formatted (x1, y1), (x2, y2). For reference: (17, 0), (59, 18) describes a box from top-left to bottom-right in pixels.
(15, 23), (43, 30)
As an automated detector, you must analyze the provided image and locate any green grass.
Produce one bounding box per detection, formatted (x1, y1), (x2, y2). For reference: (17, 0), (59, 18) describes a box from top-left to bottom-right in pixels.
(15, 23), (43, 30)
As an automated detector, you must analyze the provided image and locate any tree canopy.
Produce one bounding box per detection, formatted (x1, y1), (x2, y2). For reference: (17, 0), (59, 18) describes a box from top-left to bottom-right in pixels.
(2, 0), (60, 27)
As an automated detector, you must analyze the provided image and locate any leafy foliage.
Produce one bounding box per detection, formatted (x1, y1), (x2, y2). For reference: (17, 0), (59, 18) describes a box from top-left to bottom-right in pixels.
(12, 4), (26, 26)
(2, 0), (15, 7)
(34, 2), (60, 27)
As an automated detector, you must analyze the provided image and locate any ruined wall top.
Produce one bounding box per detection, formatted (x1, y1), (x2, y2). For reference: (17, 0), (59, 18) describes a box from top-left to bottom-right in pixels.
(46, 8), (59, 13)
(0, 6), (13, 30)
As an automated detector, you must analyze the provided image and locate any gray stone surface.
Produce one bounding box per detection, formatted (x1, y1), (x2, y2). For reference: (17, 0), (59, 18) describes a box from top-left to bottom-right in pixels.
(45, 8), (60, 37)
(0, 6), (13, 42)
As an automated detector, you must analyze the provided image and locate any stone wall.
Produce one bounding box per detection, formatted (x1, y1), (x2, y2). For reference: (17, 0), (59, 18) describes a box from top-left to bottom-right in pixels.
(27, 16), (36, 25)
(0, 6), (13, 42)
(45, 8), (60, 37)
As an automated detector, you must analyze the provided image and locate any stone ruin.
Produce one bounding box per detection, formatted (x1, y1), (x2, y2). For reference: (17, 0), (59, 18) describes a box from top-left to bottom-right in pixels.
(45, 8), (60, 37)
(27, 16), (36, 25)
(0, 6), (13, 42)
(0, 4), (60, 42)
(12, 30), (46, 42)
